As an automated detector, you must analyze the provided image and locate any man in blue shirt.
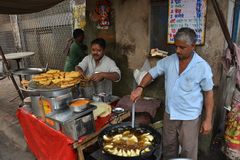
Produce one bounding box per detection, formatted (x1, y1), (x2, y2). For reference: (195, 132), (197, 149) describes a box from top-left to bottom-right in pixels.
(130, 27), (214, 160)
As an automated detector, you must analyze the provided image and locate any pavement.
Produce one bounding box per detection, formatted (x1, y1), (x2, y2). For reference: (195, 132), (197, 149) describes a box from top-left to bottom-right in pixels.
(0, 77), (35, 160)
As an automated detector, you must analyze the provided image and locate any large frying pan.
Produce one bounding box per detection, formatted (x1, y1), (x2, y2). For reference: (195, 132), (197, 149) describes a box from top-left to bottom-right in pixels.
(98, 122), (161, 160)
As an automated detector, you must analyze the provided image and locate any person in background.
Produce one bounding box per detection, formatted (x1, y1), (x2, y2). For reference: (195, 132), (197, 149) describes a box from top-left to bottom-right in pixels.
(64, 29), (87, 72)
(75, 38), (121, 97)
(130, 27), (214, 160)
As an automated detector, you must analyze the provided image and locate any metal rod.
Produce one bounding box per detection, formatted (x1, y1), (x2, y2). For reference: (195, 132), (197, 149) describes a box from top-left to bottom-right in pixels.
(131, 101), (136, 128)
(211, 0), (235, 61)
(0, 46), (24, 101)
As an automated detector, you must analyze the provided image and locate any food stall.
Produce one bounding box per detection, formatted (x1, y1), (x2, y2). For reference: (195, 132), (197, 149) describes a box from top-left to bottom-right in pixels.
(16, 69), (161, 160)
(16, 69), (129, 159)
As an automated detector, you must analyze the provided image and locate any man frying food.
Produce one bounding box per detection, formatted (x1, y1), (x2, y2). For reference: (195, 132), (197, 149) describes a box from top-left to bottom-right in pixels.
(130, 27), (214, 160)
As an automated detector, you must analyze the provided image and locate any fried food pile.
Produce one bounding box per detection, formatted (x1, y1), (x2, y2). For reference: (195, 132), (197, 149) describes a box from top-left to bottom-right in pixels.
(31, 69), (88, 88)
(103, 130), (154, 157)
(21, 80), (30, 89)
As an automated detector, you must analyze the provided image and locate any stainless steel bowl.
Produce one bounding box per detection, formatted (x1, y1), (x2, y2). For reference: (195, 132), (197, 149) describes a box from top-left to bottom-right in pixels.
(68, 98), (90, 112)
(112, 107), (125, 114)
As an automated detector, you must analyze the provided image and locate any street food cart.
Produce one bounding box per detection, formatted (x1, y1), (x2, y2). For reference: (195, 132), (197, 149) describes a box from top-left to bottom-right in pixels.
(16, 69), (131, 160)
(16, 69), (162, 160)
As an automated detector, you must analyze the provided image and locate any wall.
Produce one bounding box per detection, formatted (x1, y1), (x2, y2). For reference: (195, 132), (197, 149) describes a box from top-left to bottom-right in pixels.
(85, 0), (230, 154)
(86, 0), (227, 98)
(196, 0), (228, 87)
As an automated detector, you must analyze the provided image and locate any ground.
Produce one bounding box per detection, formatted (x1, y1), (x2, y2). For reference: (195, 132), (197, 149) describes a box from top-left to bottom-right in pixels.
(0, 131), (35, 160)
(0, 77), (230, 160)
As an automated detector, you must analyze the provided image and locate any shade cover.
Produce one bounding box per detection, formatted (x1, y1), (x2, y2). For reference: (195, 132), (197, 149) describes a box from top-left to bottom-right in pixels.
(0, 0), (64, 14)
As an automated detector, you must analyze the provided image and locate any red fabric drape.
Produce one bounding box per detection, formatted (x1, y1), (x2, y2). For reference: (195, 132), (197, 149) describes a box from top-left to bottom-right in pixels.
(17, 108), (77, 160)
(17, 107), (112, 160)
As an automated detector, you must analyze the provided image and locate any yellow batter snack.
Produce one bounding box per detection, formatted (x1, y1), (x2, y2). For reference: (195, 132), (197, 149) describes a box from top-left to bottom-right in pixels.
(31, 70), (84, 88)
(65, 71), (81, 78)
(38, 79), (52, 86)
(46, 69), (60, 74)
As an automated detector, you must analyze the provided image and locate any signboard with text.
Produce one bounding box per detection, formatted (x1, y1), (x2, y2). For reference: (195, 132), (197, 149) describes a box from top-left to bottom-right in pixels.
(168, 0), (207, 45)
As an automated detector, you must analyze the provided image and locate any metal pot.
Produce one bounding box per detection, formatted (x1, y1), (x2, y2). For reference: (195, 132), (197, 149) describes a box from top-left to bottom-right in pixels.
(98, 122), (161, 160)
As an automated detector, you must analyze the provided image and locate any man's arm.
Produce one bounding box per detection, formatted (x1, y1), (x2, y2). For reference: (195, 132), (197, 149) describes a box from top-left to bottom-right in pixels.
(75, 66), (88, 79)
(130, 73), (153, 102)
(200, 90), (214, 134)
(90, 72), (120, 82)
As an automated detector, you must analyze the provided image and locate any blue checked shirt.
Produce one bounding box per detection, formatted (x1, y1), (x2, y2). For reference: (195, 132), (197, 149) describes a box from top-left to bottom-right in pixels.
(149, 52), (214, 120)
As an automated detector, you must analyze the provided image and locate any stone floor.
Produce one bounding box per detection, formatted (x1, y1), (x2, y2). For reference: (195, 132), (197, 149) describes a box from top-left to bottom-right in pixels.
(0, 77), (35, 160)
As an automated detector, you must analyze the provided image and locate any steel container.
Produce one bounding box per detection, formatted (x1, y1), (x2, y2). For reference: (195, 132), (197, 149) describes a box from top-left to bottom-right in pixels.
(68, 98), (90, 112)
(20, 86), (72, 98)
(12, 68), (46, 80)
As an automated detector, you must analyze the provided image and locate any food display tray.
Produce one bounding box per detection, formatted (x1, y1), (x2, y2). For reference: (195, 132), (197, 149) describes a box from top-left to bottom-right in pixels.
(46, 104), (96, 124)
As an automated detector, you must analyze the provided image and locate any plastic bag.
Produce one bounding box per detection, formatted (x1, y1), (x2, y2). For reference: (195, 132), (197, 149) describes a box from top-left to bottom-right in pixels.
(133, 59), (151, 85)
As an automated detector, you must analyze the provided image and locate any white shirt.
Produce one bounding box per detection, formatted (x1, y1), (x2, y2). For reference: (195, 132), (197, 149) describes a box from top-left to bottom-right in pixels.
(78, 55), (121, 97)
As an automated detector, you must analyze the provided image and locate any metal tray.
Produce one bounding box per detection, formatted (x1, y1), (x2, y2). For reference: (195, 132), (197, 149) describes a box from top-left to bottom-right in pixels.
(12, 68), (46, 75)
(28, 80), (74, 91)
(46, 104), (97, 124)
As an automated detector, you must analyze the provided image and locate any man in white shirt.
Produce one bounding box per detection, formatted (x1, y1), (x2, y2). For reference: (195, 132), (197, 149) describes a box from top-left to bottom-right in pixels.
(76, 38), (121, 97)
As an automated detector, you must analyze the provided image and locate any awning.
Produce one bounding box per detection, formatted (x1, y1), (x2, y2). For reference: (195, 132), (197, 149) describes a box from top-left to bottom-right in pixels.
(0, 0), (64, 14)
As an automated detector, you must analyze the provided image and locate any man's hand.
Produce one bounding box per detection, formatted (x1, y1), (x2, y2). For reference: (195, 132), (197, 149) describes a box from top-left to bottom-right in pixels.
(200, 120), (212, 135)
(130, 87), (143, 102)
(201, 90), (214, 135)
(90, 72), (104, 82)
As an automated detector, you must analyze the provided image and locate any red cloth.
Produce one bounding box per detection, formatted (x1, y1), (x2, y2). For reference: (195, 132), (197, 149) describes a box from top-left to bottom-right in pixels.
(17, 108), (112, 160)
(17, 108), (77, 160)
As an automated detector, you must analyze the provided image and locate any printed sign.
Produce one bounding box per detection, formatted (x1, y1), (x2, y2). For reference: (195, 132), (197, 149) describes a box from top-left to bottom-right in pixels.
(168, 0), (207, 45)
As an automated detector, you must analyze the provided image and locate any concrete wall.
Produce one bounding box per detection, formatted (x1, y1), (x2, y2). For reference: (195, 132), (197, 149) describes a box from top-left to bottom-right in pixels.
(85, 0), (229, 153)
(196, 0), (228, 87)
(86, 0), (227, 98)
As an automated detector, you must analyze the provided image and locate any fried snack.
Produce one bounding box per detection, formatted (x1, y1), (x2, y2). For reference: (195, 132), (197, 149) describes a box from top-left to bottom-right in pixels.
(38, 79), (52, 86)
(32, 75), (48, 82)
(40, 73), (53, 78)
(31, 70), (86, 88)
(60, 83), (75, 88)
(103, 130), (154, 157)
(46, 69), (60, 74)
(51, 78), (62, 84)
(21, 80), (29, 89)
(60, 77), (79, 88)
(65, 71), (81, 78)
(21, 80), (29, 85)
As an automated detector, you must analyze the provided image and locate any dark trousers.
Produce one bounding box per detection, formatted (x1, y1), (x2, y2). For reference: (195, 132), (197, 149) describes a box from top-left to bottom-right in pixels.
(162, 112), (201, 160)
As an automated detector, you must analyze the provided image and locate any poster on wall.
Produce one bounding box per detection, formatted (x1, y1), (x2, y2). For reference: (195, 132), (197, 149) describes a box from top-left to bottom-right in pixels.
(168, 0), (207, 45)
(95, 0), (111, 30)
(72, 0), (86, 30)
